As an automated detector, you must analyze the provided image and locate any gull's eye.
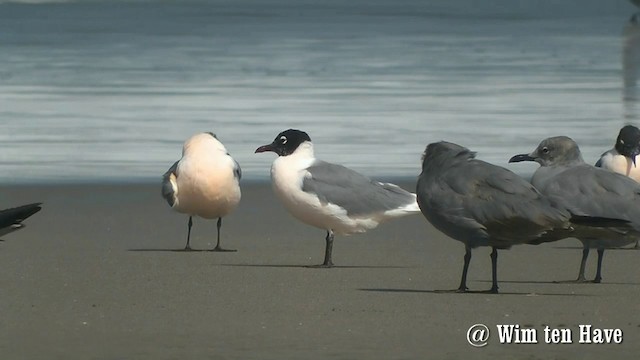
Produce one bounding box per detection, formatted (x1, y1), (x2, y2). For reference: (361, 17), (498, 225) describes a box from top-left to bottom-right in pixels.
(541, 147), (549, 154)
(619, 139), (625, 145)
(280, 136), (287, 144)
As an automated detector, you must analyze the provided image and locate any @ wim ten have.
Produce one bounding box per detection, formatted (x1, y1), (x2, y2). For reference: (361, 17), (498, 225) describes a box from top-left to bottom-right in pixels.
(495, 325), (623, 344)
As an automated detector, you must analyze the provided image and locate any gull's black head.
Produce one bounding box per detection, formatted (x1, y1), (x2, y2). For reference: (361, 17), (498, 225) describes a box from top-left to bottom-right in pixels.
(255, 129), (312, 156)
(615, 125), (640, 166)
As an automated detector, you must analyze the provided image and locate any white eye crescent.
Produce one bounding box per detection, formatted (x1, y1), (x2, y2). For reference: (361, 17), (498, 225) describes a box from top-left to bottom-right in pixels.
(280, 136), (287, 144)
(620, 139), (625, 145)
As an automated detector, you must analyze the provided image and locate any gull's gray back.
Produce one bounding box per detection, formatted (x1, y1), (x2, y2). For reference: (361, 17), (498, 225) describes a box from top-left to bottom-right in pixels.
(302, 160), (415, 217)
(534, 164), (640, 228)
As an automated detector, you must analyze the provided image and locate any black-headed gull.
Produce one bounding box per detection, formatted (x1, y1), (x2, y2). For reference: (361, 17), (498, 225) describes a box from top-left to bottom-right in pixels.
(595, 125), (640, 249)
(255, 129), (420, 267)
(595, 125), (640, 182)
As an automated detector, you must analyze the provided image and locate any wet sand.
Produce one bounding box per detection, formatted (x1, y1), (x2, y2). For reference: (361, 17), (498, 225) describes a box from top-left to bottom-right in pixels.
(0, 181), (639, 359)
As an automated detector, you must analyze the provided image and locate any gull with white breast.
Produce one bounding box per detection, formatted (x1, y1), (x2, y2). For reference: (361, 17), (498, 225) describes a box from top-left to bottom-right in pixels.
(162, 132), (241, 251)
(595, 125), (640, 182)
(595, 125), (640, 248)
(255, 129), (420, 267)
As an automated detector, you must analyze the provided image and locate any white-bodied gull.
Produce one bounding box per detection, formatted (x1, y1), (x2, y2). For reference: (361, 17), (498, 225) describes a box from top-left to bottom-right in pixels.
(162, 132), (241, 251)
(510, 136), (640, 283)
(255, 129), (420, 267)
(595, 125), (640, 248)
(595, 125), (640, 181)
(417, 141), (582, 293)
(0, 203), (42, 238)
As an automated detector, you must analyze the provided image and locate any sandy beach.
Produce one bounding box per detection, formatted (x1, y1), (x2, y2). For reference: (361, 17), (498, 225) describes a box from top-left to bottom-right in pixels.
(1, 180), (639, 359)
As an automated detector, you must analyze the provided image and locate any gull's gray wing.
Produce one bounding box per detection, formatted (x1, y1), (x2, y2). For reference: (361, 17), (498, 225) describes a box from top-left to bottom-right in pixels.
(539, 164), (640, 226)
(594, 157), (603, 168)
(162, 161), (179, 207)
(418, 159), (570, 248)
(233, 158), (242, 181)
(594, 149), (614, 168)
(302, 160), (415, 216)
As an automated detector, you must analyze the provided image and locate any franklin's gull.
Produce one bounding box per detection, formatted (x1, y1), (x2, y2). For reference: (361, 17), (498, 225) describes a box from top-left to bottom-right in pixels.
(595, 125), (640, 181)
(255, 129), (420, 267)
(162, 132), (241, 251)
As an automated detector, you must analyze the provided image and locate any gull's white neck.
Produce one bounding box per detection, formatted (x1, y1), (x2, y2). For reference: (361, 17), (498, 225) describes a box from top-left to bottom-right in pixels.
(271, 141), (316, 187)
(290, 141), (315, 159)
(275, 141), (315, 167)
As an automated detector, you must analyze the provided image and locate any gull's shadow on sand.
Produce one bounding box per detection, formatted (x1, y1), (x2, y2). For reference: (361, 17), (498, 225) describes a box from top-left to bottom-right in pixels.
(125, 251), (410, 268)
(359, 288), (593, 296)
(128, 248), (219, 253)
(554, 280), (640, 285)
(476, 279), (564, 285)
(553, 246), (640, 251)
(478, 279), (640, 285)
(219, 263), (411, 269)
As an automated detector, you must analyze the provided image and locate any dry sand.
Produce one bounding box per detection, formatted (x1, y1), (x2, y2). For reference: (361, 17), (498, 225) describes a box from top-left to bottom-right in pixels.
(0, 181), (639, 359)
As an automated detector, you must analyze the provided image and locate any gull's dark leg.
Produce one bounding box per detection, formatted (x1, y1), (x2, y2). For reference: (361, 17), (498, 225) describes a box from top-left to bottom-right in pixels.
(184, 216), (193, 251)
(576, 247), (589, 282)
(322, 230), (335, 267)
(308, 230), (334, 268)
(553, 246), (590, 283)
(593, 249), (605, 283)
(210, 217), (237, 252)
(487, 247), (499, 294)
(456, 245), (472, 292)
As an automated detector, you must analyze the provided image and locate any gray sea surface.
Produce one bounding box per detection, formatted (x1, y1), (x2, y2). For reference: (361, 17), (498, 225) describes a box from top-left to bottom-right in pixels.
(1, 0), (639, 183)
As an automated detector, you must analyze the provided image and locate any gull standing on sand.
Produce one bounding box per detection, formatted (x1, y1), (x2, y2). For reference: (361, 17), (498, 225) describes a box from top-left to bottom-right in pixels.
(162, 132), (241, 251)
(0, 203), (42, 238)
(416, 141), (582, 293)
(255, 129), (420, 267)
(596, 125), (640, 248)
(510, 136), (640, 283)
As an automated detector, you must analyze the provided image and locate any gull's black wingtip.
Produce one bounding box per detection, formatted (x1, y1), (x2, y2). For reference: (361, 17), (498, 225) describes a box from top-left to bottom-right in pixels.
(570, 215), (631, 228)
(0, 202), (43, 224)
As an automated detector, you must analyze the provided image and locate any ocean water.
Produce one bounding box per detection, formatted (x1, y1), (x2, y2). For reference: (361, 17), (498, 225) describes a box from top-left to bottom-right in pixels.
(0, 0), (639, 183)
